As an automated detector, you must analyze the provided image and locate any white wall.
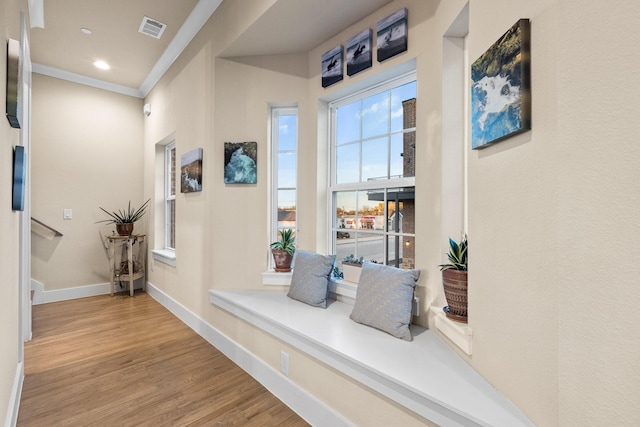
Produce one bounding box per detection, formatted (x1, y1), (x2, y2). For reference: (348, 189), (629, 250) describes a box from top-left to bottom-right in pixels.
(31, 75), (144, 291)
(0, 0), (27, 424)
(556, 0), (640, 424)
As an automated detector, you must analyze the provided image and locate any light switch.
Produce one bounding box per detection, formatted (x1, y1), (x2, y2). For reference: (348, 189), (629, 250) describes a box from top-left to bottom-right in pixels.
(63, 209), (72, 220)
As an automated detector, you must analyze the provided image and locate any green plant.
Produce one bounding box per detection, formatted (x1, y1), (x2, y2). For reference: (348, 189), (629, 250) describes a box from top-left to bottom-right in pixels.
(97, 199), (150, 225)
(270, 229), (296, 255)
(439, 235), (468, 271)
(332, 266), (343, 279)
(342, 254), (364, 265)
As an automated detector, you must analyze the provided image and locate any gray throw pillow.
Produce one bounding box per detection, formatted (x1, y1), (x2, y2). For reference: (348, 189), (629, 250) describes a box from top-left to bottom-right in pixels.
(287, 250), (336, 308)
(350, 262), (420, 341)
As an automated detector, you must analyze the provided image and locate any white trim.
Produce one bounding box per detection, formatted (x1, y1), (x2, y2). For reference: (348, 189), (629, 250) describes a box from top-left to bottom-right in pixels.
(138, 0), (223, 96)
(4, 362), (23, 427)
(152, 248), (176, 267)
(146, 283), (353, 427)
(27, 0), (44, 28)
(430, 306), (473, 355)
(262, 270), (292, 286)
(30, 279), (143, 305)
(31, 63), (143, 98)
(31, 0), (222, 98)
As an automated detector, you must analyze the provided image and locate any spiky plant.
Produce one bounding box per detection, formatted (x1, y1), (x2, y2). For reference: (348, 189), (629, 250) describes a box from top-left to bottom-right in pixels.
(270, 229), (296, 255)
(438, 235), (468, 271)
(97, 199), (150, 224)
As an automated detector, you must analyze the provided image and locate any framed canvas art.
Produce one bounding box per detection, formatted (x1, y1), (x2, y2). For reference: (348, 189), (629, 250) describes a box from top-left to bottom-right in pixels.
(224, 142), (257, 184)
(181, 148), (203, 193)
(347, 28), (372, 76)
(376, 8), (408, 62)
(321, 45), (344, 88)
(471, 19), (531, 149)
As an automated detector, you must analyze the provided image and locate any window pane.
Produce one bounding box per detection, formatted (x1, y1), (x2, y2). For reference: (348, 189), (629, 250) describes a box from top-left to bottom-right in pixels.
(336, 143), (359, 184)
(362, 137), (388, 182)
(390, 133), (404, 178)
(357, 232), (385, 264)
(278, 114), (297, 151)
(391, 81), (417, 133)
(278, 152), (296, 188)
(335, 191), (357, 229)
(362, 92), (389, 139)
(336, 102), (361, 145)
(278, 189), (296, 210)
(169, 146), (176, 197)
(167, 199), (175, 249)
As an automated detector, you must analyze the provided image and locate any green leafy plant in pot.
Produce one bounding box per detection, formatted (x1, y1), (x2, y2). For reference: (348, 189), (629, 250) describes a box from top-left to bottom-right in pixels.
(439, 235), (468, 323)
(97, 199), (150, 236)
(270, 229), (296, 272)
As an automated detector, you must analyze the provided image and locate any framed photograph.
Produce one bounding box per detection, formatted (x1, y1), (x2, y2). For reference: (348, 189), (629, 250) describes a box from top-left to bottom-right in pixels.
(321, 45), (343, 88)
(12, 145), (26, 211)
(347, 28), (372, 76)
(6, 39), (22, 129)
(376, 8), (408, 63)
(181, 148), (203, 193)
(471, 19), (531, 149)
(224, 142), (257, 184)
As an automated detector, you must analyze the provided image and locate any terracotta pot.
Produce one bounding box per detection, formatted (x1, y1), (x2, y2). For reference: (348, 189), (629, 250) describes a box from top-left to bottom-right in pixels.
(116, 223), (134, 236)
(442, 269), (468, 323)
(272, 249), (293, 272)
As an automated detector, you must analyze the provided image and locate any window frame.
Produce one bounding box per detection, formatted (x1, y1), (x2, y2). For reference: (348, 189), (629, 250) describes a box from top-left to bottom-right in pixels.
(328, 72), (417, 270)
(165, 142), (176, 251)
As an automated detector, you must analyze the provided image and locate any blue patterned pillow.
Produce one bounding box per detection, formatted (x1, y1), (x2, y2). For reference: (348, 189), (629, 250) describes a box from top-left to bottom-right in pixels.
(350, 262), (420, 341)
(287, 250), (336, 308)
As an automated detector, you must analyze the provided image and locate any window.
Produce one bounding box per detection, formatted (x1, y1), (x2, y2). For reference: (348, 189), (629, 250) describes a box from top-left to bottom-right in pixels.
(330, 74), (416, 270)
(271, 107), (298, 245)
(165, 142), (176, 249)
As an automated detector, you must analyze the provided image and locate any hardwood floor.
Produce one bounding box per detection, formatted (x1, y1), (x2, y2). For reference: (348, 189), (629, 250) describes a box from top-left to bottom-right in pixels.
(18, 292), (309, 427)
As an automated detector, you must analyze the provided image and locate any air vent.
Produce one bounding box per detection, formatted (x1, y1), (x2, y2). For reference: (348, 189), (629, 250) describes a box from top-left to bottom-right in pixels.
(138, 16), (167, 39)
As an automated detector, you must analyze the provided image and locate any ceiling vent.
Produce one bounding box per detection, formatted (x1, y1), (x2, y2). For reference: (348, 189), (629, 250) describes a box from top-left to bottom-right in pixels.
(138, 16), (167, 39)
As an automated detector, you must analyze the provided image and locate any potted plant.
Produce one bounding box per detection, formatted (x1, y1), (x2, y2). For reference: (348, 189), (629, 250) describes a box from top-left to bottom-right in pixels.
(341, 254), (364, 283)
(270, 229), (296, 272)
(97, 199), (150, 236)
(439, 235), (468, 323)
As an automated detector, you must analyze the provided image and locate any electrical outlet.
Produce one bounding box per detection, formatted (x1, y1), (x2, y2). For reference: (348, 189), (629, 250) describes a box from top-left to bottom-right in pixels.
(412, 296), (420, 316)
(150, 258), (154, 272)
(280, 351), (289, 376)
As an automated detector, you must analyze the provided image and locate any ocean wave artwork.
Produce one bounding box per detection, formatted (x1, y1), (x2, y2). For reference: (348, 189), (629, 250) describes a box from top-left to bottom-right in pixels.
(471, 19), (530, 149)
(224, 141), (257, 184)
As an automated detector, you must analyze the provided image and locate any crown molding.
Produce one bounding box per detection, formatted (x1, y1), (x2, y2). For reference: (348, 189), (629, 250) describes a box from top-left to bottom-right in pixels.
(138, 0), (223, 97)
(32, 63), (144, 98)
(32, 0), (223, 99)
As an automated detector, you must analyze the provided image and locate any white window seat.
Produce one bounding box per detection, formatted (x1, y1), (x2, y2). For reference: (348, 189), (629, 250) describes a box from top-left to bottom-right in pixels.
(209, 289), (533, 427)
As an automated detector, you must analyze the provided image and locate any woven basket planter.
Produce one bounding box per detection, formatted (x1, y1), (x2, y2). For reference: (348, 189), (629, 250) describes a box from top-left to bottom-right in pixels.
(442, 269), (468, 323)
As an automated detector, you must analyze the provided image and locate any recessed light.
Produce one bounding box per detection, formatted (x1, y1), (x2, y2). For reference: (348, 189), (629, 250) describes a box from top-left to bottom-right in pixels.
(93, 60), (110, 70)
(80, 27), (92, 35)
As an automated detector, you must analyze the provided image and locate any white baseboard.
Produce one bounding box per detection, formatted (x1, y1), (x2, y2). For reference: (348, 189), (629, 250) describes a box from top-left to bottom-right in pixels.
(4, 362), (23, 427)
(146, 283), (353, 427)
(30, 279), (143, 305)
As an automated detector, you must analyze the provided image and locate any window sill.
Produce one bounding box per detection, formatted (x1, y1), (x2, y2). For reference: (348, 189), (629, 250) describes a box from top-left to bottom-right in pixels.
(152, 249), (176, 267)
(261, 270), (292, 286)
(429, 305), (473, 355)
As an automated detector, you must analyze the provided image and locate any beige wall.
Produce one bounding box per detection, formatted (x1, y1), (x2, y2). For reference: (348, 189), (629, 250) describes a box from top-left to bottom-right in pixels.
(31, 74), (144, 290)
(0, 0), (26, 423)
(19, 0), (640, 425)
